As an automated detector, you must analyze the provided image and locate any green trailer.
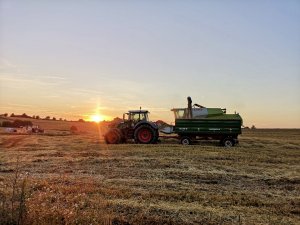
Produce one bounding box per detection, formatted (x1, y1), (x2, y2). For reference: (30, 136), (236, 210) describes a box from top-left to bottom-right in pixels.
(161, 97), (243, 147)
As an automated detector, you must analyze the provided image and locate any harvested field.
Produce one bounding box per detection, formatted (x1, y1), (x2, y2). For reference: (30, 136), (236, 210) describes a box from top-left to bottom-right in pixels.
(0, 129), (299, 224)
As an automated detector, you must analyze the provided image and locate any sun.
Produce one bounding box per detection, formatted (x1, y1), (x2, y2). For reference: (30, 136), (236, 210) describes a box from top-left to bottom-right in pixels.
(90, 114), (103, 123)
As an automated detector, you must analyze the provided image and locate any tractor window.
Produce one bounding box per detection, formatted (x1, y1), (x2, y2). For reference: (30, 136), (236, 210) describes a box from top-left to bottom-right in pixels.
(141, 113), (149, 121)
(132, 113), (141, 121)
(140, 114), (146, 121)
(131, 113), (148, 121)
(123, 113), (129, 121)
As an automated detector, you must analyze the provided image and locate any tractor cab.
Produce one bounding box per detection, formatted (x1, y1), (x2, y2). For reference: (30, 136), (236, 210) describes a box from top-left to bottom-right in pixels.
(123, 110), (149, 123)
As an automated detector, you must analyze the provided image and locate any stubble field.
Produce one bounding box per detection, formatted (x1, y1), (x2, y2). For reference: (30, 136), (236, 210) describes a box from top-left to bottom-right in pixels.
(0, 127), (299, 225)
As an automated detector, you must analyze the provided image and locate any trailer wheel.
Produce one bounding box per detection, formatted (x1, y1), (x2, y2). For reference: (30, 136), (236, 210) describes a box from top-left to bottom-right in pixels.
(181, 137), (191, 145)
(104, 128), (121, 144)
(222, 138), (235, 147)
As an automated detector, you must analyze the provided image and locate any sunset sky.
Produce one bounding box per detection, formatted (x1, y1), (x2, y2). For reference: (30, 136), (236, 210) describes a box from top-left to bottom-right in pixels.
(0, 1), (299, 128)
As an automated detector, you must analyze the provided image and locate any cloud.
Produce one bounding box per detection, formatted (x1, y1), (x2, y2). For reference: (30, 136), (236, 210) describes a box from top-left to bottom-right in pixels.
(7, 103), (35, 108)
(0, 58), (18, 70)
(42, 95), (60, 98)
(146, 107), (171, 112)
(42, 75), (67, 80)
(65, 88), (104, 96)
(0, 103), (37, 113)
(0, 73), (68, 87)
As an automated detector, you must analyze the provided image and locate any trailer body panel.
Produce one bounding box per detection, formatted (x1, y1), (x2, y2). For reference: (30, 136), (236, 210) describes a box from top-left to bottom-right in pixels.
(174, 114), (242, 137)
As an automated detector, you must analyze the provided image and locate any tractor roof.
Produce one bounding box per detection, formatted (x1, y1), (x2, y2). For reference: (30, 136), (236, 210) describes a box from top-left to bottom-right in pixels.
(128, 110), (149, 113)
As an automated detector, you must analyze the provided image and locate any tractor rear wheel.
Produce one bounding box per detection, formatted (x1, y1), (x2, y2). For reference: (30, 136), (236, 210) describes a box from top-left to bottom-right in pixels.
(104, 128), (121, 144)
(134, 124), (157, 144)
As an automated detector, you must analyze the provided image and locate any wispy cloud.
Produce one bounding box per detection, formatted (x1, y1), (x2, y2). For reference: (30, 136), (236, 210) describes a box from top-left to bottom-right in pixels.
(0, 103), (37, 113)
(65, 88), (104, 96)
(42, 75), (67, 80)
(42, 95), (60, 98)
(147, 107), (171, 112)
(7, 103), (35, 108)
(0, 58), (18, 70)
(0, 73), (69, 87)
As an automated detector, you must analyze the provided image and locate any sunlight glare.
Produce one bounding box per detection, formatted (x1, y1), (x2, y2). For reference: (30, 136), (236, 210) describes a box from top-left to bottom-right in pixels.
(90, 114), (103, 123)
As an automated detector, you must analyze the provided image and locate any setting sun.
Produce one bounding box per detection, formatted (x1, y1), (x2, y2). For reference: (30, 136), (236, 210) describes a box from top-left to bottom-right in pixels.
(90, 114), (103, 123)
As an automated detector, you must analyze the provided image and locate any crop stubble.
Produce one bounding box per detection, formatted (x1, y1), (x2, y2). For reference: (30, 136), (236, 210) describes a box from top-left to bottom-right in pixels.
(0, 129), (299, 224)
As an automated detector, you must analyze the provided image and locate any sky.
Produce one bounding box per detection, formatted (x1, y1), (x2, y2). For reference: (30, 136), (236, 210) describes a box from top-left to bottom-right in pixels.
(0, 0), (299, 128)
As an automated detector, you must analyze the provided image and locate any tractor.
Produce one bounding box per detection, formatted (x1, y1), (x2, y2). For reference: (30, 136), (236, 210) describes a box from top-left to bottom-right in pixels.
(104, 110), (159, 144)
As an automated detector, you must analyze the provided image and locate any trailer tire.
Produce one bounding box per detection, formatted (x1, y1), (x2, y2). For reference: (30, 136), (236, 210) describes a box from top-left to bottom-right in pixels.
(222, 137), (235, 147)
(181, 136), (191, 145)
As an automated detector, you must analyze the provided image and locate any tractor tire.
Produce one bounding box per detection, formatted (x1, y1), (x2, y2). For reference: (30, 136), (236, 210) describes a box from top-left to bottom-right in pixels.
(104, 128), (121, 144)
(117, 130), (127, 144)
(134, 124), (157, 144)
(115, 128), (126, 143)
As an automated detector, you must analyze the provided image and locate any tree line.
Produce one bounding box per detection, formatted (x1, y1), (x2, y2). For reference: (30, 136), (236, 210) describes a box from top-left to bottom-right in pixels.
(0, 113), (71, 121)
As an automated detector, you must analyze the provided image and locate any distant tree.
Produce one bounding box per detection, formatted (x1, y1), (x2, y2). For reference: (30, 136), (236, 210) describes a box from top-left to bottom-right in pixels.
(21, 113), (31, 118)
(64, 119), (67, 121)
(78, 119), (85, 122)
(45, 116), (50, 120)
(3, 113), (8, 117)
(53, 117), (56, 120)
(59, 118), (62, 121)
(251, 125), (256, 130)
(10, 113), (15, 117)
(36, 115), (40, 120)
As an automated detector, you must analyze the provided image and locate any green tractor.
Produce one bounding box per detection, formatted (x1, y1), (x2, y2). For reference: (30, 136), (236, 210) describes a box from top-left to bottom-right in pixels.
(104, 110), (159, 144)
